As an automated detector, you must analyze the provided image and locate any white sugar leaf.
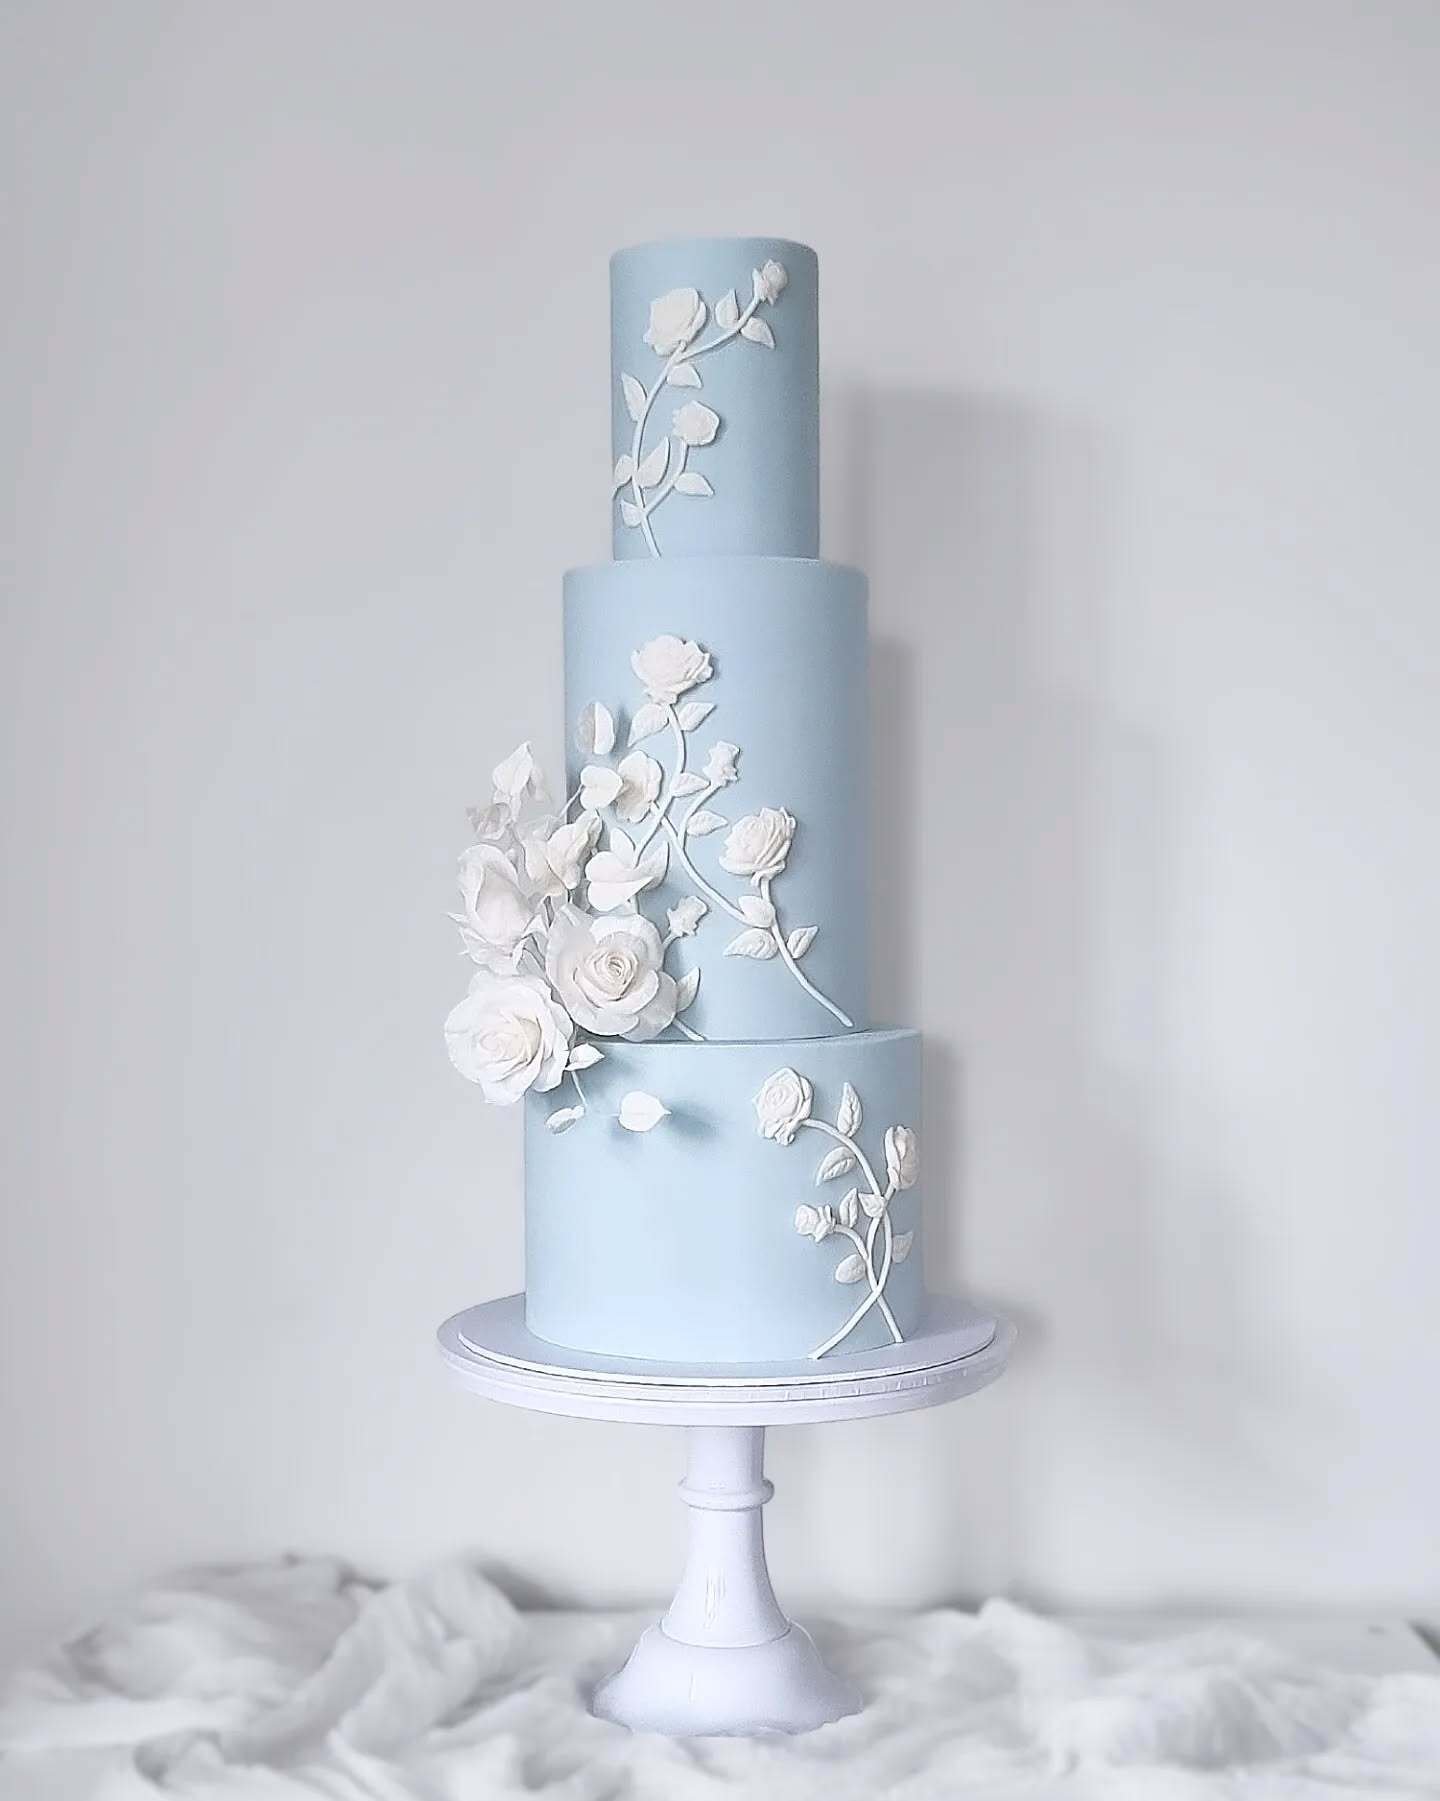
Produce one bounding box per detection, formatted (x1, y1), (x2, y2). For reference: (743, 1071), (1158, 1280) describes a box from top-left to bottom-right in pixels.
(673, 472), (714, 498)
(685, 809), (727, 837)
(891, 1229), (915, 1265)
(628, 702), (668, 745)
(576, 701), (616, 757)
(619, 500), (642, 528)
(610, 455), (635, 493)
(666, 362), (702, 388)
(672, 770), (708, 795)
(814, 1145), (856, 1184)
(834, 1252), (867, 1285)
(786, 925), (818, 960)
(546, 1105), (584, 1134)
(637, 841), (668, 887)
(637, 438), (669, 489)
(607, 824), (636, 857)
(567, 1043), (604, 1070)
(860, 1189), (887, 1219)
(618, 1090), (669, 1133)
(741, 316), (775, 349)
(836, 1081), (862, 1137)
(676, 700), (715, 729)
(621, 373), (646, 421)
(675, 967), (700, 1012)
(715, 288), (739, 329)
(838, 1188), (859, 1229)
(736, 893), (776, 928)
(724, 927), (778, 960)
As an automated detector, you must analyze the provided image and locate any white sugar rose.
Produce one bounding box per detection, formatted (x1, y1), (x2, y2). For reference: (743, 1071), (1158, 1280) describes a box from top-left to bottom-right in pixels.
(753, 259), (788, 305)
(719, 807), (795, 882)
(612, 751), (662, 824)
(523, 811), (600, 900)
(452, 844), (536, 968)
(755, 1067), (813, 1145)
(884, 1125), (919, 1191)
(703, 740), (740, 786)
(546, 905), (679, 1040)
(631, 635), (713, 705)
(444, 971), (571, 1104)
(672, 400), (720, 447)
(644, 286), (706, 356)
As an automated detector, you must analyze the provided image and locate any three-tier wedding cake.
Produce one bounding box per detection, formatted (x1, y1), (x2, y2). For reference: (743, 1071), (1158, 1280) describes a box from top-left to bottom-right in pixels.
(445, 237), (924, 1364)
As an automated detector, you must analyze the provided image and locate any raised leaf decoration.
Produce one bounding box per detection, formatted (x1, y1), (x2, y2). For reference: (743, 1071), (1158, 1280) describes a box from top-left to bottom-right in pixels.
(834, 1252), (867, 1285)
(611, 455), (634, 494)
(725, 927), (778, 960)
(838, 1188), (860, 1229)
(836, 1081), (862, 1137)
(814, 1145), (856, 1185)
(675, 967), (700, 1012)
(621, 373), (646, 422)
(736, 893), (776, 928)
(685, 809), (727, 837)
(545, 1105), (584, 1134)
(786, 925), (818, 959)
(860, 1189), (887, 1219)
(671, 770), (708, 795)
(891, 1230), (915, 1264)
(628, 702), (668, 745)
(566, 1043), (605, 1071)
(618, 1091), (669, 1133)
(607, 825), (635, 857)
(620, 500), (641, 527)
(741, 316), (775, 349)
(673, 472), (714, 497)
(637, 841), (668, 887)
(637, 439), (669, 489)
(676, 700), (715, 729)
(666, 363), (702, 388)
(576, 701), (615, 757)
(715, 288), (739, 329)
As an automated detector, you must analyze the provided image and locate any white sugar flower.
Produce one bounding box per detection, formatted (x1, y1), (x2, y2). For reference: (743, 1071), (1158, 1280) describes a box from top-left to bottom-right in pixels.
(720, 808), (795, 882)
(753, 260), (788, 305)
(444, 970), (572, 1104)
(575, 701), (615, 757)
(755, 1068), (813, 1145)
(585, 833), (666, 912)
(666, 896), (708, 938)
(491, 741), (548, 815)
(672, 400), (720, 447)
(451, 844), (537, 968)
(643, 286), (706, 356)
(545, 905), (679, 1041)
(579, 764), (623, 812)
(612, 751), (663, 824)
(631, 635), (713, 705)
(703, 740), (740, 786)
(884, 1125), (919, 1191)
(523, 812), (600, 900)
(465, 801), (514, 846)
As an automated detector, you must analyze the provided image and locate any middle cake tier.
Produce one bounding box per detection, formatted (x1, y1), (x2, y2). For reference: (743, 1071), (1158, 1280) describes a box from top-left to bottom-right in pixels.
(565, 556), (868, 1042)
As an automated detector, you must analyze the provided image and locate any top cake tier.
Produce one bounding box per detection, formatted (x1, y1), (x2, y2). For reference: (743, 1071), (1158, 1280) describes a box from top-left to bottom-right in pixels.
(611, 237), (819, 561)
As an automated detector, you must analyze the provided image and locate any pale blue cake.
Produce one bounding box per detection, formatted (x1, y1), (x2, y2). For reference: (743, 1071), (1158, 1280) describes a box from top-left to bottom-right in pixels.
(517, 237), (928, 1363)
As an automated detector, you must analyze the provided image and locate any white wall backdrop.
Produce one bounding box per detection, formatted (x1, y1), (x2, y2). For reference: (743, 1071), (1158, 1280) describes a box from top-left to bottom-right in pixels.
(3, 0), (1438, 1670)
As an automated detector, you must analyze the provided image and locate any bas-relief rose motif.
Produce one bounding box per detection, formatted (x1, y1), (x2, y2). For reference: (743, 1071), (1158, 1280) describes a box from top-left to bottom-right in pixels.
(758, 1068), (920, 1359)
(719, 808), (796, 883)
(617, 260), (790, 557)
(631, 636), (713, 705)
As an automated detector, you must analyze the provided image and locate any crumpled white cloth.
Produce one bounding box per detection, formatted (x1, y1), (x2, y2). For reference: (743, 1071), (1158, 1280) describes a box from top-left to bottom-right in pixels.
(1, 1558), (1437, 1799)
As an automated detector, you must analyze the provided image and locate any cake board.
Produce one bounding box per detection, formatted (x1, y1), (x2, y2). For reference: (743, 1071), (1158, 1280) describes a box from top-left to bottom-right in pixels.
(437, 1294), (1014, 1736)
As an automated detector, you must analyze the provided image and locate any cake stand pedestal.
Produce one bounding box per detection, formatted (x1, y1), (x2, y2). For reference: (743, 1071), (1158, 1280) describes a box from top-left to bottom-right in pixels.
(437, 1294), (1013, 1738)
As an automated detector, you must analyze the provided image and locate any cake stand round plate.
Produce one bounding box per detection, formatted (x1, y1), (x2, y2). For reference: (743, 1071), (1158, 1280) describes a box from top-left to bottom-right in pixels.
(437, 1293), (1013, 1735)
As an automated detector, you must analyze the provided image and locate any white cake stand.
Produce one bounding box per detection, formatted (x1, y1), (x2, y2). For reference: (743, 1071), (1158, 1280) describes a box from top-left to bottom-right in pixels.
(437, 1294), (1013, 1738)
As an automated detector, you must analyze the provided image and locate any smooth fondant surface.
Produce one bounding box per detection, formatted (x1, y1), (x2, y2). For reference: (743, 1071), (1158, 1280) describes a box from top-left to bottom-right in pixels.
(611, 238), (818, 560)
(564, 557), (868, 1040)
(525, 1030), (922, 1362)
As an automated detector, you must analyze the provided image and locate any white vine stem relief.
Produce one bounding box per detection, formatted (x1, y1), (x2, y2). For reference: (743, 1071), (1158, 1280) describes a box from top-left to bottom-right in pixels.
(755, 1070), (918, 1359)
(613, 260), (789, 557)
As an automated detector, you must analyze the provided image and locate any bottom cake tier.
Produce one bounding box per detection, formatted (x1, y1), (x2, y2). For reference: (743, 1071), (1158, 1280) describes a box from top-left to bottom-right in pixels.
(524, 1029), (924, 1362)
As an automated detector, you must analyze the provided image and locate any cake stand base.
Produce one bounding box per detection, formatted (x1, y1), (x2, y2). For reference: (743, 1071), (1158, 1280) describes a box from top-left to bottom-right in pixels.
(438, 1294), (1014, 1737)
